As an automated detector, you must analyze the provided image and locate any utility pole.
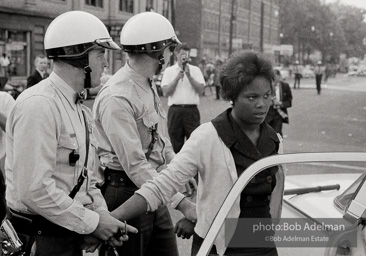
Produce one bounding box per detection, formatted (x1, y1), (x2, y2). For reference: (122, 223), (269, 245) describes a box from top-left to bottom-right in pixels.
(229, 0), (235, 56)
(170, 0), (176, 65)
(260, 1), (264, 52)
(218, 0), (222, 57)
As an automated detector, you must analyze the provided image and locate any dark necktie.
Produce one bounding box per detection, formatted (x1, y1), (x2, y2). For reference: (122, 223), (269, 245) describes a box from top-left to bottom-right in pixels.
(75, 90), (87, 104)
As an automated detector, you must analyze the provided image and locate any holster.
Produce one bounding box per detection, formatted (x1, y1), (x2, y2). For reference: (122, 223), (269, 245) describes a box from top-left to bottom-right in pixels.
(8, 209), (77, 237)
(5, 211), (34, 256)
(7, 209), (79, 255)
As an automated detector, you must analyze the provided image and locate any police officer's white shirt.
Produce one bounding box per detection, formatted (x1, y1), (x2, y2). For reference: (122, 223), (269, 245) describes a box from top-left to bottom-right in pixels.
(161, 63), (205, 106)
(5, 72), (105, 234)
(0, 92), (14, 168)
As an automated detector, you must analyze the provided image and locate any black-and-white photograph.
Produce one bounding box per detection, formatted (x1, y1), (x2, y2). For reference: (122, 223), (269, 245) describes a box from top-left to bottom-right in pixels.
(1, 0), (366, 255)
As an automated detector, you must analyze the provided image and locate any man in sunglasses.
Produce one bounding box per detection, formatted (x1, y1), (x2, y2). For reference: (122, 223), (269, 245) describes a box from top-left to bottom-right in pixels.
(93, 12), (196, 256)
(5, 11), (136, 255)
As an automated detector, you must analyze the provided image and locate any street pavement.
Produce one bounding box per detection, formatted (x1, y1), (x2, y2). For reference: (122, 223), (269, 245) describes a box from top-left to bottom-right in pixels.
(83, 73), (366, 256)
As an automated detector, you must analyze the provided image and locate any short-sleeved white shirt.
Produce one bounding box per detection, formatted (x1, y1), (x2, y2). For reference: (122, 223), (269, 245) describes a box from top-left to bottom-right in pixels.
(0, 92), (14, 163)
(161, 63), (205, 106)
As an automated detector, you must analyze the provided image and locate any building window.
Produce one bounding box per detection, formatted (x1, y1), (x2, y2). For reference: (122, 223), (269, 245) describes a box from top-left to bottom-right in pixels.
(163, 0), (169, 18)
(146, 0), (154, 11)
(120, 0), (133, 13)
(86, 0), (103, 8)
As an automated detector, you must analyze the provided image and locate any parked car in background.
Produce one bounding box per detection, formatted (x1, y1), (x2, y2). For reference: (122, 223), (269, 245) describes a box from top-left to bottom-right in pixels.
(302, 65), (315, 78)
(197, 152), (366, 256)
(274, 66), (291, 80)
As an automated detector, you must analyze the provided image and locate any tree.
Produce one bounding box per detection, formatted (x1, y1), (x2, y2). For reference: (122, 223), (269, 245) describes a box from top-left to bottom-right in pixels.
(329, 3), (366, 58)
(279, 0), (358, 63)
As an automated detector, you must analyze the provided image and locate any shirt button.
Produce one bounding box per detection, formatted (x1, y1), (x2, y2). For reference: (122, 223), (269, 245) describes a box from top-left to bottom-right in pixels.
(250, 177), (256, 183)
(119, 178), (123, 182)
(246, 196), (252, 203)
(267, 176), (273, 183)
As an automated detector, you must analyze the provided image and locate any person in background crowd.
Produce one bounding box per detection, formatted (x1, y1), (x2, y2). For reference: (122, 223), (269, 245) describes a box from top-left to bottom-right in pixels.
(5, 11), (136, 256)
(110, 51), (286, 256)
(26, 54), (49, 89)
(0, 91), (15, 222)
(161, 43), (205, 153)
(93, 12), (196, 256)
(0, 53), (11, 78)
(85, 67), (111, 100)
(292, 60), (302, 89)
(214, 58), (224, 100)
(203, 63), (214, 95)
(314, 60), (325, 95)
(265, 69), (292, 136)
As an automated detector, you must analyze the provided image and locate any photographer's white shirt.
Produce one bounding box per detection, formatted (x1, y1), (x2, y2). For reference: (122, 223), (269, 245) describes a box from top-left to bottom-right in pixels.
(161, 63), (205, 106)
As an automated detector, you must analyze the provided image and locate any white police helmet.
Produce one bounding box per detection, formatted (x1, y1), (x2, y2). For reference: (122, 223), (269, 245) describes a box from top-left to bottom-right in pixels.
(120, 12), (180, 53)
(45, 11), (120, 59)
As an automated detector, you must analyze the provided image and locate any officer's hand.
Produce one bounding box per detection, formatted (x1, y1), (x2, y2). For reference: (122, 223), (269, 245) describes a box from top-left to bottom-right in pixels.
(176, 198), (197, 223)
(92, 210), (138, 241)
(174, 217), (195, 239)
(184, 178), (197, 198)
(106, 233), (129, 248)
(82, 235), (102, 253)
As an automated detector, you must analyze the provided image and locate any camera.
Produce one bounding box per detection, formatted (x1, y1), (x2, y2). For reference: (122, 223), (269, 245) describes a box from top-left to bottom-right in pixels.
(181, 54), (188, 69)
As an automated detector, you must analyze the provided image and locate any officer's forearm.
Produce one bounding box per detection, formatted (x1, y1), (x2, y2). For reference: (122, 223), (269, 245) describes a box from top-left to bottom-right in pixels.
(187, 75), (204, 95)
(163, 76), (180, 97)
(111, 194), (148, 221)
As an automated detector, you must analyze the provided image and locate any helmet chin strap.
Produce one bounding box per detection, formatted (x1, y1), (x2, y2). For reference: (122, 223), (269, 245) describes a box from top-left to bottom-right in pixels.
(61, 56), (92, 89)
(84, 66), (92, 89)
(155, 54), (165, 75)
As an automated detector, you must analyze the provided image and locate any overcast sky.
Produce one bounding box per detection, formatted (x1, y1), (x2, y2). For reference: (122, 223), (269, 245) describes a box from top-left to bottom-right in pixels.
(324, 0), (366, 9)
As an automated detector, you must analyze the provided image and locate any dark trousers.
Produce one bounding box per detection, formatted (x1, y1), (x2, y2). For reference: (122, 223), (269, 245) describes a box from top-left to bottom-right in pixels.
(167, 105), (200, 153)
(101, 174), (178, 256)
(34, 234), (83, 256)
(266, 114), (283, 136)
(191, 232), (277, 256)
(215, 85), (221, 99)
(293, 74), (301, 89)
(315, 74), (323, 94)
(191, 232), (218, 256)
(0, 170), (6, 221)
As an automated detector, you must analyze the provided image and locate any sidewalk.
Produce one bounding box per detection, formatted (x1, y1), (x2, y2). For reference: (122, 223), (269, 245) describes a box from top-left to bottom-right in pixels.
(284, 74), (366, 92)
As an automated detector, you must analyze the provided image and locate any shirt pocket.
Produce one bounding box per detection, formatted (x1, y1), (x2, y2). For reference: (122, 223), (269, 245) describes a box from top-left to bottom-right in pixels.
(57, 133), (78, 166)
(139, 110), (159, 149)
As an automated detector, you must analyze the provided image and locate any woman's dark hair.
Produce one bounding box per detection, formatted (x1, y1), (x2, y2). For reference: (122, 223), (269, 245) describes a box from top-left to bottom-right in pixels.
(220, 51), (275, 102)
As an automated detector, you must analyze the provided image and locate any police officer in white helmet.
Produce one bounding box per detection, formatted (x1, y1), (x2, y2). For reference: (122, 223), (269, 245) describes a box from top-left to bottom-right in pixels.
(5, 11), (137, 256)
(93, 12), (196, 256)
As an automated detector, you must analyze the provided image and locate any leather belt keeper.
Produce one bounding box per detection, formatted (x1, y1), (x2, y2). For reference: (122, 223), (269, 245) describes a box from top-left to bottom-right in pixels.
(104, 168), (137, 188)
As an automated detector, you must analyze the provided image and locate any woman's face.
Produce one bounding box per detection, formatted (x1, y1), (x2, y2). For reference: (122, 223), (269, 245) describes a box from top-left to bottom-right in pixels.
(231, 76), (272, 127)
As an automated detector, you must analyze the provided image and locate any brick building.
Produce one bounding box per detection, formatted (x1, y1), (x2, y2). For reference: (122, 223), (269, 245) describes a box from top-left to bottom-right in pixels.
(175, 0), (280, 64)
(0, 0), (171, 79)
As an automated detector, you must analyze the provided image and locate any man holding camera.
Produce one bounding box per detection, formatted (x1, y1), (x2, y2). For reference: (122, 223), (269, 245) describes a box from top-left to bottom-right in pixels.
(161, 43), (205, 153)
